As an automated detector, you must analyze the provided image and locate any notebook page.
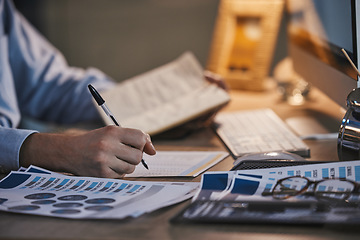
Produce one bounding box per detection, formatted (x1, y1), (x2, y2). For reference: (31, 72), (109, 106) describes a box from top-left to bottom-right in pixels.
(126, 151), (229, 177)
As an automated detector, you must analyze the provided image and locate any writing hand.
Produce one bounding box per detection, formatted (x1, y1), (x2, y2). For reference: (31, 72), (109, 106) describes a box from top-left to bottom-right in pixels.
(20, 126), (156, 178)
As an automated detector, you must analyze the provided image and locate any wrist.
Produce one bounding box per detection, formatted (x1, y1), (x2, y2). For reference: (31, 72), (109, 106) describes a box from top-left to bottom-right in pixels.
(19, 132), (73, 172)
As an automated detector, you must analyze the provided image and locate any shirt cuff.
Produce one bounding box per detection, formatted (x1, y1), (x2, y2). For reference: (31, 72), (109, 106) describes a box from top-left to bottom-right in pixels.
(0, 128), (38, 173)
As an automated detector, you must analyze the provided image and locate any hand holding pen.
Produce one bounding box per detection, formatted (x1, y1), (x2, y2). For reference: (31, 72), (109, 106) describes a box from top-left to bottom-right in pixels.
(88, 84), (154, 170)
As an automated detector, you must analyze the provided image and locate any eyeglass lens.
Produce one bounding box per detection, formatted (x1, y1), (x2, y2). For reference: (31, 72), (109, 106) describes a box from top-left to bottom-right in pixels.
(273, 177), (309, 199)
(314, 179), (354, 200)
(273, 177), (355, 200)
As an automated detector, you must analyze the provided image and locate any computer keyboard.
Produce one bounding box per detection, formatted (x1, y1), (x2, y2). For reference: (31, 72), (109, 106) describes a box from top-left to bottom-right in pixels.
(214, 108), (310, 158)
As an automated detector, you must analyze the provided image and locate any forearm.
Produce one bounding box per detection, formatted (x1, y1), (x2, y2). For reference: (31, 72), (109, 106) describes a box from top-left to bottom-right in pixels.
(19, 132), (77, 173)
(18, 126), (156, 178)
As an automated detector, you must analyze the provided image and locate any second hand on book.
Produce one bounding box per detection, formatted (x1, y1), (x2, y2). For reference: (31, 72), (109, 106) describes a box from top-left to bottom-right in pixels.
(88, 84), (149, 170)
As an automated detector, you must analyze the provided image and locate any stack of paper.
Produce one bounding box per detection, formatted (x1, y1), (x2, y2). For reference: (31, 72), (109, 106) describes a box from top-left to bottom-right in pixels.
(194, 161), (360, 202)
(0, 166), (198, 219)
(172, 161), (360, 225)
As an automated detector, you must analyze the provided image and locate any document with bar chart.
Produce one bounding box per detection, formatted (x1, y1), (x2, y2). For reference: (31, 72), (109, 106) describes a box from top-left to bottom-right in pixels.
(0, 166), (198, 219)
(172, 161), (360, 225)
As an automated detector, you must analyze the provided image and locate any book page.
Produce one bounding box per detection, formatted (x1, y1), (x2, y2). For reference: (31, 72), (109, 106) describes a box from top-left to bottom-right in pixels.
(98, 52), (230, 135)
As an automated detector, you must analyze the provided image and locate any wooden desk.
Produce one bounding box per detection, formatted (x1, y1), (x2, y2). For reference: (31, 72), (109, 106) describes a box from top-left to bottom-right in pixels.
(1, 86), (359, 240)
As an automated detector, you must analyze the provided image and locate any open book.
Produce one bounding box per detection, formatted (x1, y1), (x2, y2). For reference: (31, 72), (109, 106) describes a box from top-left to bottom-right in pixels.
(96, 52), (231, 135)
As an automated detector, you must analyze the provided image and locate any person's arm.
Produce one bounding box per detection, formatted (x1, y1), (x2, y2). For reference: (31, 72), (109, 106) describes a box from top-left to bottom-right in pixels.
(0, 0), (156, 177)
(6, 0), (114, 125)
(19, 126), (156, 178)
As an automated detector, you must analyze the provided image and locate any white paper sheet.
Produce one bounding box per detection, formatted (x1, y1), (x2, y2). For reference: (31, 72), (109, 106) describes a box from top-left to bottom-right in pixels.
(126, 151), (229, 177)
(182, 161), (360, 225)
(0, 166), (199, 219)
(193, 160), (360, 203)
(97, 52), (230, 135)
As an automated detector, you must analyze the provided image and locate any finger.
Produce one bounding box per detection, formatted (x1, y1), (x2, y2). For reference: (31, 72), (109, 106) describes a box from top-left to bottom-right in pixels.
(100, 166), (126, 179)
(118, 128), (149, 151)
(204, 70), (229, 91)
(113, 143), (143, 166)
(143, 135), (156, 155)
(96, 127), (152, 173)
(78, 157), (127, 179)
(204, 70), (222, 82)
(108, 156), (137, 175)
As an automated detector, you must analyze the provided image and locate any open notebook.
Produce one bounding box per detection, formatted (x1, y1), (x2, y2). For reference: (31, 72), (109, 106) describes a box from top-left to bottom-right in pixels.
(125, 151), (229, 178)
(95, 52), (230, 135)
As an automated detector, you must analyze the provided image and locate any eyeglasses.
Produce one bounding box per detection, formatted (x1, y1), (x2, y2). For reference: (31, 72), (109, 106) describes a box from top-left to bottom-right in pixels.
(262, 176), (360, 201)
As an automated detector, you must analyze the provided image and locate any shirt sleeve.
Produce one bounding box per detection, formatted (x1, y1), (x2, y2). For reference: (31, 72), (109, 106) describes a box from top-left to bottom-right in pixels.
(7, 2), (115, 124)
(0, 0), (115, 173)
(0, 128), (36, 173)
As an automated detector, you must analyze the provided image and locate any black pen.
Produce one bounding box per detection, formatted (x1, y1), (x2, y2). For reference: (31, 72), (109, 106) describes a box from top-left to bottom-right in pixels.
(88, 84), (149, 170)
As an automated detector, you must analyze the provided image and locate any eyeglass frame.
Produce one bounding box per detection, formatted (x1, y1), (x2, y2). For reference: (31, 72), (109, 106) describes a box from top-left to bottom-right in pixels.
(262, 176), (360, 201)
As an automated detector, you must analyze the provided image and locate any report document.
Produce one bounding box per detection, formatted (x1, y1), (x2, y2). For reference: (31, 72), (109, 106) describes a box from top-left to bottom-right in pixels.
(95, 52), (230, 135)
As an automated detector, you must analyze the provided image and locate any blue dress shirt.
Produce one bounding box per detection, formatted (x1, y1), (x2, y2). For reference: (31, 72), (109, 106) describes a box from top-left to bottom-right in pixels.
(0, 0), (115, 172)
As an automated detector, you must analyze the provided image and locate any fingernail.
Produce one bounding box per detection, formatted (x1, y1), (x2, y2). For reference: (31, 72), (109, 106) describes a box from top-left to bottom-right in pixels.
(146, 134), (151, 141)
(150, 142), (156, 152)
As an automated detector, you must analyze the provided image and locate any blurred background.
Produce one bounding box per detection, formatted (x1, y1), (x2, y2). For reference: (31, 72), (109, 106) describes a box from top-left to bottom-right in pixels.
(13, 0), (287, 83)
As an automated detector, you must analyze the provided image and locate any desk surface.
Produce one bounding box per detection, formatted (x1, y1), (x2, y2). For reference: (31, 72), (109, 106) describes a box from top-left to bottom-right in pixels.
(1, 85), (358, 240)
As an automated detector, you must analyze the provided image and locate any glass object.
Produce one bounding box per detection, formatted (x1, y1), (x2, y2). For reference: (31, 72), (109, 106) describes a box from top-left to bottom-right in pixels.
(338, 88), (360, 160)
(274, 57), (311, 106)
(263, 176), (360, 202)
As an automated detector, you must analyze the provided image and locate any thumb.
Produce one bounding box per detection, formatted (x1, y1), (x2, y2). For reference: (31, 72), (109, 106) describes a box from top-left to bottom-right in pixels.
(143, 135), (156, 155)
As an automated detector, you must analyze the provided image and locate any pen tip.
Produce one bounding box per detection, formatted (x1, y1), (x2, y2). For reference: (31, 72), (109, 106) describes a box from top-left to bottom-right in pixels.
(142, 159), (149, 170)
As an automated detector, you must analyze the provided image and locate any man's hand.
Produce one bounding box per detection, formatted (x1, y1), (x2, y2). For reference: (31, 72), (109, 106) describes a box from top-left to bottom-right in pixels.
(19, 126), (156, 178)
(204, 70), (228, 91)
